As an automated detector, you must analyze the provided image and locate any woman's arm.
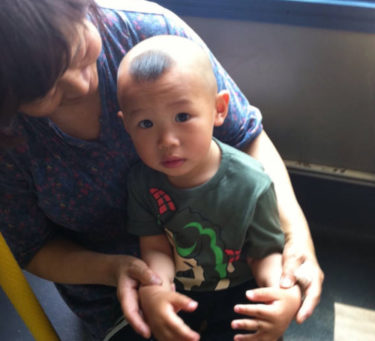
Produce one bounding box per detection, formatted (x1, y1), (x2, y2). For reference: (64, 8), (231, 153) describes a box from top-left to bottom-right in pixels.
(243, 130), (324, 323)
(26, 237), (152, 286)
(26, 237), (161, 338)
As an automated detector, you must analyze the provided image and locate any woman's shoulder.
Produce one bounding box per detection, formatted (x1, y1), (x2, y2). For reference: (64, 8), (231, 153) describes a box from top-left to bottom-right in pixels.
(96, 0), (165, 14)
(97, 0), (191, 42)
(96, 0), (177, 64)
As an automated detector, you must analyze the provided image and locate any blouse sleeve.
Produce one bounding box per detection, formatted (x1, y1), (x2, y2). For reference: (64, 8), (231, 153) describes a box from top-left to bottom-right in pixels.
(0, 150), (58, 268)
(161, 7), (263, 149)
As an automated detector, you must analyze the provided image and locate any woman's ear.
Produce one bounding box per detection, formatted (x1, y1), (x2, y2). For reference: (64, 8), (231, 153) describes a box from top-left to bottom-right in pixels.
(214, 90), (230, 127)
(117, 110), (128, 132)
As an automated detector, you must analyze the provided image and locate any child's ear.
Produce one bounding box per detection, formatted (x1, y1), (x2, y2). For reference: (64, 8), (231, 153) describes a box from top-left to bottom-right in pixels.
(214, 90), (230, 127)
(117, 110), (128, 132)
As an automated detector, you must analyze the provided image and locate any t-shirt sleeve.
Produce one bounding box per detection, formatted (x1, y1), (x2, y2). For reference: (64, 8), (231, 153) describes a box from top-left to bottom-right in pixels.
(0, 152), (58, 268)
(246, 184), (284, 259)
(126, 168), (164, 236)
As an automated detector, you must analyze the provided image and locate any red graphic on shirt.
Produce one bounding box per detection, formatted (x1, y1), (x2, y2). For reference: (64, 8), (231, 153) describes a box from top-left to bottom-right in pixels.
(149, 188), (176, 215)
(224, 249), (241, 263)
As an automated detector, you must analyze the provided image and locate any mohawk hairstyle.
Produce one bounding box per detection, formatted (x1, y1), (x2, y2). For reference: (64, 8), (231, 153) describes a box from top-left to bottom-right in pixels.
(129, 50), (174, 82)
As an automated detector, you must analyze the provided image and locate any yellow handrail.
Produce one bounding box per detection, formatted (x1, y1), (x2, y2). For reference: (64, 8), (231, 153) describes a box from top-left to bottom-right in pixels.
(0, 232), (59, 340)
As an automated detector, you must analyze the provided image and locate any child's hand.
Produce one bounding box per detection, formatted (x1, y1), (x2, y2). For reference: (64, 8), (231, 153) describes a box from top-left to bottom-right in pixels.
(139, 284), (200, 341)
(231, 285), (301, 341)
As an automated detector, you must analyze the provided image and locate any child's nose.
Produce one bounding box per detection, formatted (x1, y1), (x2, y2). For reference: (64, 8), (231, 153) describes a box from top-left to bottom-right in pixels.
(158, 129), (179, 149)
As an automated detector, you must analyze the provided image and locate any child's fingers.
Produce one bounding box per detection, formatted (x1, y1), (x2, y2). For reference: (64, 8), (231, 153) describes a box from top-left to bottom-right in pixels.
(245, 287), (280, 303)
(155, 321), (195, 341)
(233, 333), (261, 341)
(232, 319), (273, 341)
(234, 303), (272, 321)
(162, 305), (200, 341)
(171, 292), (198, 313)
(231, 318), (259, 332)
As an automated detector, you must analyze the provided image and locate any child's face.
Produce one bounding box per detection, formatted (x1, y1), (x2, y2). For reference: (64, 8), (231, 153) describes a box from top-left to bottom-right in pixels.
(120, 66), (227, 186)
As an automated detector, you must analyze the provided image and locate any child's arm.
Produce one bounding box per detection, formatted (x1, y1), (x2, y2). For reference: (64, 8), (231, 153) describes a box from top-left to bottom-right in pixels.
(139, 235), (200, 341)
(231, 253), (301, 341)
(140, 234), (175, 289)
(248, 252), (283, 288)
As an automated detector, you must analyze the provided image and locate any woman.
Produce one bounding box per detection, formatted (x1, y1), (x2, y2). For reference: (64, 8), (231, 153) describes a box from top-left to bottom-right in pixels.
(0, 0), (323, 340)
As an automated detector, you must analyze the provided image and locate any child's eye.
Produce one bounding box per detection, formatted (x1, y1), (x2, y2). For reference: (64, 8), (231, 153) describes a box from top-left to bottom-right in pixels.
(175, 113), (190, 122)
(138, 120), (153, 128)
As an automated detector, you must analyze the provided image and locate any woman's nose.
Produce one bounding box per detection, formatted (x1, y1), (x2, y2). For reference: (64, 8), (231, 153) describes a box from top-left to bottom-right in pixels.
(60, 66), (90, 99)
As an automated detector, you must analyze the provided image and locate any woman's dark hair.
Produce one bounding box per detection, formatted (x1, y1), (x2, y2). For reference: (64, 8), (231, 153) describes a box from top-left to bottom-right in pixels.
(0, 0), (99, 146)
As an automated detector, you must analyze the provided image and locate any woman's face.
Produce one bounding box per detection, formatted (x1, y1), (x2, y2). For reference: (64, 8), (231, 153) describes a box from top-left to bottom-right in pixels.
(19, 20), (102, 117)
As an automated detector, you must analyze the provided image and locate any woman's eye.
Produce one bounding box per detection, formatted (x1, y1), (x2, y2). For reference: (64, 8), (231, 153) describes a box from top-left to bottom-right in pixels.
(175, 113), (190, 122)
(138, 120), (153, 128)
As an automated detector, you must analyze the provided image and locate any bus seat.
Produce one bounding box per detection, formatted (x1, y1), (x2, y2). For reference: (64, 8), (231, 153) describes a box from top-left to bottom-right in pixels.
(0, 232), (59, 341)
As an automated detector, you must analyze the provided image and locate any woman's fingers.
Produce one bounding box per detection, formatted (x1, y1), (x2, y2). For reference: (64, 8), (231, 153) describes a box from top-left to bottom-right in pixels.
(117, 275), (151, 338)
(116, 256), (162, 338)
(280, 251), (304, 288)
(280, 245), (324, 324)
(126, 256), (162, 286)
(294, 261), (313, 290)
(281, 255), (324, 324)
(295, 262), (324, 323)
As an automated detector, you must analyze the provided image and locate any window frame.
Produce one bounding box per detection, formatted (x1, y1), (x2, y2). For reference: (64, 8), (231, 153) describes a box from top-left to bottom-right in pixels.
(156, 0), (375, 32)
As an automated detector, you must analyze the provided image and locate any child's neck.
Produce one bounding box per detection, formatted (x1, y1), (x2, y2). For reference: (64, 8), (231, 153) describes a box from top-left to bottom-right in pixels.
(167, 139), (221, 189)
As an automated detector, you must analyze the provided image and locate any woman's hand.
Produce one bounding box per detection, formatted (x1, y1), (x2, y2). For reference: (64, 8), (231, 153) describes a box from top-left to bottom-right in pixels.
(280, 241), (324, 323)
(114, 255), (163, 338)
(231, 286), (301, 341)
(26, 238), (165, 338)
(139, 284), (200, 341)
(244, 130), (324, 324)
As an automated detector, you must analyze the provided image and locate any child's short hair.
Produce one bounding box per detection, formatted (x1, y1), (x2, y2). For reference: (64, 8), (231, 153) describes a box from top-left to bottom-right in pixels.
(129, 50), (174, 83)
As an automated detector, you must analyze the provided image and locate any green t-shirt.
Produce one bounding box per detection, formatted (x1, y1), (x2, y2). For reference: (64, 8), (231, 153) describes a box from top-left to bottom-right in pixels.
(127, 139), (284, 291)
